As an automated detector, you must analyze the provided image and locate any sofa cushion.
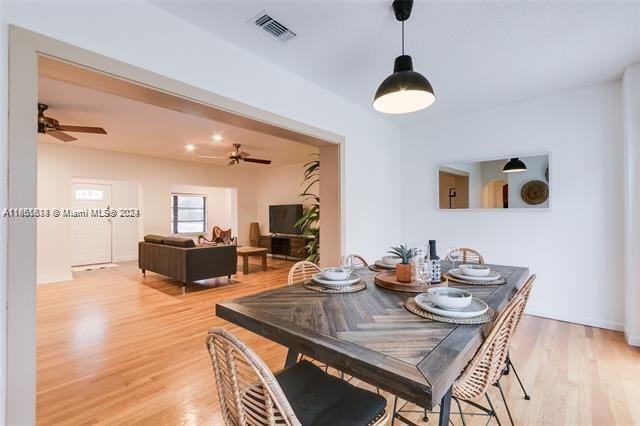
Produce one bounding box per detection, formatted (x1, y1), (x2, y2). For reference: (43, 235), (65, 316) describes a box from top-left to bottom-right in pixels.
(162, 236), (195, 248)
(143, 234), (165, 244)
(275, 361), (386, 426)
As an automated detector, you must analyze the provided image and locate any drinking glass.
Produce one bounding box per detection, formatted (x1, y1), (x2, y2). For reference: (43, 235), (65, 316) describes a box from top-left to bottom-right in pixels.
(416, 261), (432, 293)
(341, 255), (355, 276)
(414, 244), (428, 263)
(448, 246), (460, 270)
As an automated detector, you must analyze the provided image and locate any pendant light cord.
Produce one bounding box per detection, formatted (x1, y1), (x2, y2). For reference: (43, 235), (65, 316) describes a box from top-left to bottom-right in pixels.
(401, 21), (405, 55)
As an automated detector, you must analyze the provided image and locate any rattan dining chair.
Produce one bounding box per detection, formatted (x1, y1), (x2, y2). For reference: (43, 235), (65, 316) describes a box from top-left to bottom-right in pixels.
(391, 293), (526, 425)
(347, 254), (369, 269)
(206, 328), (389, 426)
(452, 293), (527, 426)
(502, 274), (537, 402)
(287, 261), (321, 285)
(445, 247), (486, 264)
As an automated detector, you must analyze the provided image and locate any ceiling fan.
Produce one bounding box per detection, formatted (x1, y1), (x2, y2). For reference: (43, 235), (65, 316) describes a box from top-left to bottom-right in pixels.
(199, 143), (272, 166)
(37, 103), (107, 142)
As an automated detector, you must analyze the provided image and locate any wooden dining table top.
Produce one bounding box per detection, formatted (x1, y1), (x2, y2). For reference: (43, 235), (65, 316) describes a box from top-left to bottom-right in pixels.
(216, 262), (529, 409)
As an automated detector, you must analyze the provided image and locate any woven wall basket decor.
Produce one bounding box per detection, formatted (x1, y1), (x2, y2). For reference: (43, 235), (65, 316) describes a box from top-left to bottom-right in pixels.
(521, 180), (549, 205)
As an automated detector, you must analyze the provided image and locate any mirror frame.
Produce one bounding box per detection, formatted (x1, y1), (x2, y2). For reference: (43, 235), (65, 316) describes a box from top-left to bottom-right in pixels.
(435, 152), (552, 212)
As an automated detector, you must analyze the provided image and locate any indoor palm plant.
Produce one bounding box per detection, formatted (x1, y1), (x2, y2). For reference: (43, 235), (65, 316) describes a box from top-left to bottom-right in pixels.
(295, 154), (320, 263)
(387, 244), (413, 283)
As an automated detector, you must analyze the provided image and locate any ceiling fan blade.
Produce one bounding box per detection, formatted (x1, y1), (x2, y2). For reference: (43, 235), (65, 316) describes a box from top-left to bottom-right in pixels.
(238, 151), (250, 159)
(243, 158), (272, 165)
(198, 155), (228, 159)
(48, 130), (77, 142)
(58, 125), (107, 134)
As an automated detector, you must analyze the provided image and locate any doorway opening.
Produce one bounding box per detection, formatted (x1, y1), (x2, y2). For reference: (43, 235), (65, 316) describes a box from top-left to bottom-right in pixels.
(8, 26), (344, 423)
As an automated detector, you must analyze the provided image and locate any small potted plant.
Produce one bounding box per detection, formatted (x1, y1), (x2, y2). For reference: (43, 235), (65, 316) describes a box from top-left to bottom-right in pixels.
(387, 244), (413, 283)
(197, 234), (206, 245)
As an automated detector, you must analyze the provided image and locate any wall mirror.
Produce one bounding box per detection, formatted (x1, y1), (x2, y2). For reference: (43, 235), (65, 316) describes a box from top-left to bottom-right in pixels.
(438, 154), (550, 210)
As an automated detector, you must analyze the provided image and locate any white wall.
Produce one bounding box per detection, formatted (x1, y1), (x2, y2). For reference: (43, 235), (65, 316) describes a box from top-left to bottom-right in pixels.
(37, 142), (261, 284)
(623, 63), (640, 346)
(255, 162), (318, 236)
(0, 0), (7, 420)
(401, 81), (625, 331)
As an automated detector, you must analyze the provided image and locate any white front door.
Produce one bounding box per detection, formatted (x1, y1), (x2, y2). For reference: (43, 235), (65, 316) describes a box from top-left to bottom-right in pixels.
(71, 182), (112, 266)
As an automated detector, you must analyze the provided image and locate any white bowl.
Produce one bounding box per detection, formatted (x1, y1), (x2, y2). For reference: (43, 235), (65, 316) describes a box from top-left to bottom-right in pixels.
(459, 264), (491, 277)
(321, 267), (350, 281)
(382, 255), (402, 266)
(427, 287), (473, 310)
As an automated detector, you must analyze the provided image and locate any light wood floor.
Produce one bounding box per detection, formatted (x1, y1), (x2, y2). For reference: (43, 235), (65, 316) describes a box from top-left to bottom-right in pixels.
(37, 260), (640, 425)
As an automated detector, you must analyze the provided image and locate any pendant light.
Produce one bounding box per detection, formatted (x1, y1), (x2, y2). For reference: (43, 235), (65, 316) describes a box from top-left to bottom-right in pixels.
(373, 0), (435, 114)
(502, 158), (528, 173)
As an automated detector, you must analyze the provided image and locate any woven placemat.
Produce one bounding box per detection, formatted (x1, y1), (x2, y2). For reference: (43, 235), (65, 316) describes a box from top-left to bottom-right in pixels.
(304, 280), (367, 294)
(368, 265), (392, 272)
(443, 272), (506, 286)
(404, 298), (495, 325)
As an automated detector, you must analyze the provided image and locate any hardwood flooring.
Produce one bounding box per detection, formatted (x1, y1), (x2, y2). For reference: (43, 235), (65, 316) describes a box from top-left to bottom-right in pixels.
(37, 260), (640, 425)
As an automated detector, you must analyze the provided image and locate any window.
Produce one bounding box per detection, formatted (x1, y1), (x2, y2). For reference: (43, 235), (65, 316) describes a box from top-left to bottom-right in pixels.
(75, 189), (104, 201)
(171, 194), (206, 234)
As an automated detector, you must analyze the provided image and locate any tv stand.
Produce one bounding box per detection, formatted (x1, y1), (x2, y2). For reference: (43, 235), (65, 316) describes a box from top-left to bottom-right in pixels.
(258, 235), (312, 260)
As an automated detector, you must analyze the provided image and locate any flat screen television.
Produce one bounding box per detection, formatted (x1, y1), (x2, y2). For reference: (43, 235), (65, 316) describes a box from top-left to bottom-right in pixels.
(269, 204), (303, 235)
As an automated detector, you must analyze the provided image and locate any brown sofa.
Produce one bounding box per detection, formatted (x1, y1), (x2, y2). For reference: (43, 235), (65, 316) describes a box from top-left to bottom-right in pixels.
(138, 235), (237, 289)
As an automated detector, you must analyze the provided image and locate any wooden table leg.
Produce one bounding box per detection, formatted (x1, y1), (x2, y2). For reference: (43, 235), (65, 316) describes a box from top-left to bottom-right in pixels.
(262, 253), (267, 271)
(284, 349), (299, 368)
(243, 255), (249, 275)
(438, 387), (452, 426)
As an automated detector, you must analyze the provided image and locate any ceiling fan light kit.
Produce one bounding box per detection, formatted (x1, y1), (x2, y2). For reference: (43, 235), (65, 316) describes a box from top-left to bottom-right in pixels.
(373, 0), (436, 114)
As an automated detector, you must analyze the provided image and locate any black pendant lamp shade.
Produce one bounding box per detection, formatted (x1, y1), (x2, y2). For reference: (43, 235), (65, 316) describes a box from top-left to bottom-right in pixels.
(373, 0), (435, 114)
(503, 158), (528, 173)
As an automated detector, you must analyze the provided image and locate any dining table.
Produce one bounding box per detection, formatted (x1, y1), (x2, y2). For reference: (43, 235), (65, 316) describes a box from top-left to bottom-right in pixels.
(216, 261), (529, 425)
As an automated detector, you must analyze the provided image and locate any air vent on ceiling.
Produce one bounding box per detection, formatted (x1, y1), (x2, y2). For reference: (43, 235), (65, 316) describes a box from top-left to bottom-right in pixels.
(248, 11), (296, 43)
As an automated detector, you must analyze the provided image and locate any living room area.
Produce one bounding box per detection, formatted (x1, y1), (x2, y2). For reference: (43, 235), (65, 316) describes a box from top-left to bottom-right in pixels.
(36, 57), (328, 289)
(33, 56), (341, 421)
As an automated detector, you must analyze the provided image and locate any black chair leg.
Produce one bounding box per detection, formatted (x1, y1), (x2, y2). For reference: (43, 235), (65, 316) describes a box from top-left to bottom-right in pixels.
(495, 380), (514, 426)
(509, 356), (531, 400)
(391, 396), (398, 426)
(485, 393), (501, 426)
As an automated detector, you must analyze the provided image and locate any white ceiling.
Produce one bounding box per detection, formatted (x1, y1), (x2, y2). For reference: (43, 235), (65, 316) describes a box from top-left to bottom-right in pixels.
(152, 0), (640, 124)
(37, 77), (318, 167)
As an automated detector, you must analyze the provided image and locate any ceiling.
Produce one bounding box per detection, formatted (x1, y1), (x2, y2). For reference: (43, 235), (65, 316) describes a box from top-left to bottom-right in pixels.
(37, 77), (318, 167)
(152, 0), (640, 124)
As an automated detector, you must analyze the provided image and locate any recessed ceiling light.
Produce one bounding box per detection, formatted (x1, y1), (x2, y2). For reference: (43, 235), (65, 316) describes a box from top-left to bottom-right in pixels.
(186, 144), (195, 152)
(212, 134), (223, 142)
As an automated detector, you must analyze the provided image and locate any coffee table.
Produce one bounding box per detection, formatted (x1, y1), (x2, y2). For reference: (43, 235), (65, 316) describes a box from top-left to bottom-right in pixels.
(236, 246), (268, 275)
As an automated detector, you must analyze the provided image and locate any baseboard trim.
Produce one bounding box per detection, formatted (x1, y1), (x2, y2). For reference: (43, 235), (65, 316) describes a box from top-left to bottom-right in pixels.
(37, 272), (73, 285)
(113, 255), (138, 263)
(624, 329), (640, 347)
(526, 308), (624, 332)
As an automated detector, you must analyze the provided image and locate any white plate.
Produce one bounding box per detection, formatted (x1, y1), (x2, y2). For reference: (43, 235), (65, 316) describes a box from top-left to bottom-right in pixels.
(311, 273), (360, 287)
(448, 268), (502, 282)
(374, 260), (396, 269)
(414, 294), (489, 318)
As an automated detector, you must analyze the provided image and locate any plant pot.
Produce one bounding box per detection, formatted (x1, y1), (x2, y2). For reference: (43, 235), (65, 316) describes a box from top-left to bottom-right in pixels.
(396, 263), (412, 283)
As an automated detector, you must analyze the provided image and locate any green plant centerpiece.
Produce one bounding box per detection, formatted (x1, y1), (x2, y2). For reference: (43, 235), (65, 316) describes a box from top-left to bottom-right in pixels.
(294, 154), (320, 264)
(387, 244), (414, 283)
